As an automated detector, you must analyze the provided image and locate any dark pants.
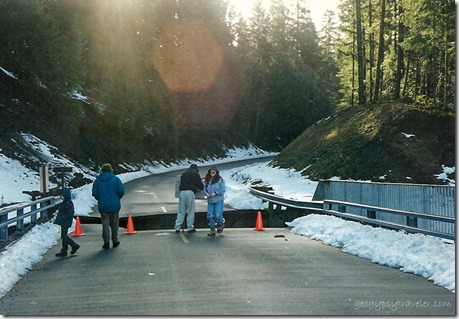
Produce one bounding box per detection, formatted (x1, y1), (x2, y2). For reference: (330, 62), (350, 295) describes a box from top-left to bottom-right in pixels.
(100, 212), (119, 244)
(60, 225), (78, 252)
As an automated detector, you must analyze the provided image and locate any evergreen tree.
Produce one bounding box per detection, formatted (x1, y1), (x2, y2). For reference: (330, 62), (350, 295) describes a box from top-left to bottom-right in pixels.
(318, 10), (342, 107)
(0, 0), (82, 95)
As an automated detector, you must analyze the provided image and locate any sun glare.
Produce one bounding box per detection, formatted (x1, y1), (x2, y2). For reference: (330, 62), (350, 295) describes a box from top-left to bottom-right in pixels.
(152, 21), (223, 92)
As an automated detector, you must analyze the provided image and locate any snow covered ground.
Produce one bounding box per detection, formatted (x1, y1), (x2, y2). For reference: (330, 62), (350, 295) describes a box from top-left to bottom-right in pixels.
(0, 135), (455, 299)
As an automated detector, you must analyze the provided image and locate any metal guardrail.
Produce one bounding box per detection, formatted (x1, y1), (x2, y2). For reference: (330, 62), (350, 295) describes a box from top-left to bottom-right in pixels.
(324, 200), (455, 240)
(0, 196), (61, 242)
(249, 183), (456, 241)
(248, 188), (323, 212)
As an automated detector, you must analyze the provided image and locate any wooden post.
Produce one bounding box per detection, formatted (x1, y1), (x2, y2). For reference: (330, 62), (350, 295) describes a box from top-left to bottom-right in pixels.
(39, 165), (49, 197)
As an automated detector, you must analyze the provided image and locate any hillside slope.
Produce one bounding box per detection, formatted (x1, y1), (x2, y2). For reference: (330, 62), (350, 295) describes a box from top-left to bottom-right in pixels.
(272, 102), (455, 185)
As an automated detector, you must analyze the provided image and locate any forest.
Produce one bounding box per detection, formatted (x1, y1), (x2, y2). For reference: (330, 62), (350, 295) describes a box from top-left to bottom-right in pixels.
(0, 0), (455, 169)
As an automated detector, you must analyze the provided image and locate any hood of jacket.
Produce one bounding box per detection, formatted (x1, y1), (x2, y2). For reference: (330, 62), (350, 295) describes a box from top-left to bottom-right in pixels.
(97, 171), (116, 182)
(59, 188), (71, 201)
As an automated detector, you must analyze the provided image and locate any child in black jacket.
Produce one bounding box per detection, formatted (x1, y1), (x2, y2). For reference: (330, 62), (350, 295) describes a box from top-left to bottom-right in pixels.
(54, 188), (80, 257)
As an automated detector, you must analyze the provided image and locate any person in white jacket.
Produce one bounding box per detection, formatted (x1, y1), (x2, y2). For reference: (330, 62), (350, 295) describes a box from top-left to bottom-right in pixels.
(204, 166), (226, 236)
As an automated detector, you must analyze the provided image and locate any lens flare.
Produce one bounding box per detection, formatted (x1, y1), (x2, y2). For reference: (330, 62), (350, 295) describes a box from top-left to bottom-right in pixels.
(152, 21), (240, 127)
(152, 21), (223, 92)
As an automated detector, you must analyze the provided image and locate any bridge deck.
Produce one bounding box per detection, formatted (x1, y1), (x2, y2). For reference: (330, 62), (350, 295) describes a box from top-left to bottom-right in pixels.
(0, 224), (454, 316)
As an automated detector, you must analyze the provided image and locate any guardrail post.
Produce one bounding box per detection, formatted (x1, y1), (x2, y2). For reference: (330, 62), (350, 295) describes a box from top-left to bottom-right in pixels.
(406, 216), (418, 227)
(0, 213), (7, 241)
(17, 208), (24, 231)
(367, 210), (376, 219)
(275, 204), (282, 214)
(40, 201), (48, 220)
(31, 203), (38, 224)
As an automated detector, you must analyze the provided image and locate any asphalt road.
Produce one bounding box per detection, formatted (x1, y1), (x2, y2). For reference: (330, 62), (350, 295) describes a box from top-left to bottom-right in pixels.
(0, 225), (455, 316)
(0, 157), (455, 315)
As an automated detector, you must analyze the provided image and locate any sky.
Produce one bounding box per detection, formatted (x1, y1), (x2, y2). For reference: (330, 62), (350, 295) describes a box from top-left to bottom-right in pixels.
(228, 0), (340, 30)
(0, 132), (455, 300)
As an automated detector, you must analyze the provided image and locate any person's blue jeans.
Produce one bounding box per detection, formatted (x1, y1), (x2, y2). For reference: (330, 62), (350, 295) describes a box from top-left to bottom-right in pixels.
(207, 200), (224, 228)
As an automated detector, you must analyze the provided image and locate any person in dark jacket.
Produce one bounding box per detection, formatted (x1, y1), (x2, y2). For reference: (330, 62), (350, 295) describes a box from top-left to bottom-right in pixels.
(174, 164), (204, 233)
(92, 163), (125, 249)
(54, 188), (80, 257)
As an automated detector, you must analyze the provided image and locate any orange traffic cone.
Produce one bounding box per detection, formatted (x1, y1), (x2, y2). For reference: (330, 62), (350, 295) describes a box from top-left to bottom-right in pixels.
(124, 214), (136, 234)
(254, 211), (265, 231)
(72, 216), (85, 237)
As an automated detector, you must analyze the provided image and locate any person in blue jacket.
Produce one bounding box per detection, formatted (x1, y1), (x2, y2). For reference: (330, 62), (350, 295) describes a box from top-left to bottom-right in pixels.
(204, 166), (226, 236)
(54, 188), (80, 257)
(92, 163), (125, 249)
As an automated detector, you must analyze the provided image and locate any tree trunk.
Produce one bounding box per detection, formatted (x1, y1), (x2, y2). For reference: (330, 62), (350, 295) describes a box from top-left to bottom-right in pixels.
(355, 0), (366, 105)
(394, 4), (404, 99)
(402, 51), (411, 97)
(373, 0), (386, 101)
(352, 32), (356, 107)
(415, 57), (421, 99)
(432, 7), (437, 108)
(443, 34), (448, 108)
(369, 0), (374, 102)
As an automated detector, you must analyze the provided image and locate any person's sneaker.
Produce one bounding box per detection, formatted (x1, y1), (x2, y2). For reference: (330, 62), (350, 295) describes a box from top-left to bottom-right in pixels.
(113, 241), (120, 248)
(70, 244), (80, 255)
(207, 227), (216, 236)
(187, 228), (196, 233)
(217, 222), (225, 234)
(102, 243), (110, 250)
(55, 251), (67, 257)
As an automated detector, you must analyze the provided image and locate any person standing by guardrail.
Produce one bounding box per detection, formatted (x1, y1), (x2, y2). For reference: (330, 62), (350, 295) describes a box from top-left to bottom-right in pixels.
(204, 166), (226, 236)
(54, 188), (80, 257)
(174, 164), (204, 233)
(92, 163), (125, 250)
